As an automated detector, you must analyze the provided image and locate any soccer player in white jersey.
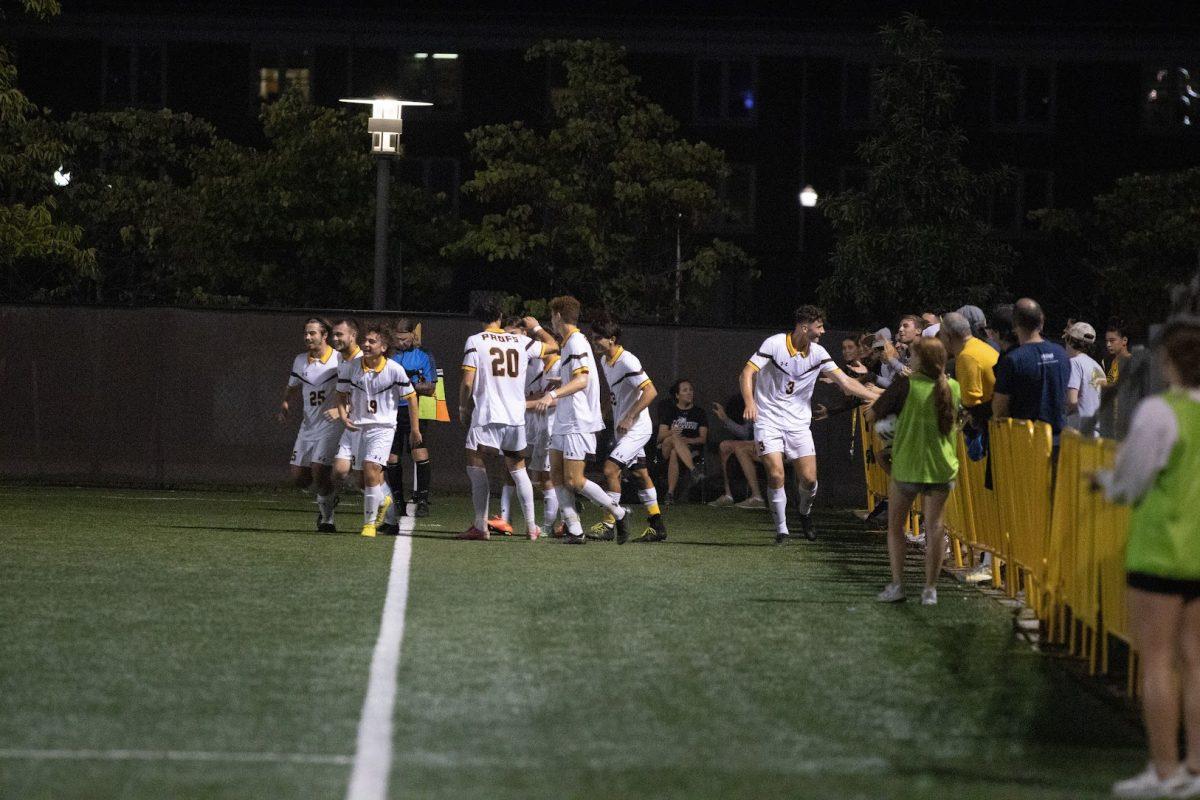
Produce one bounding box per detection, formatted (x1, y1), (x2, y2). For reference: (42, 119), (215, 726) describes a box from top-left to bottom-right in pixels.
(741, 304), (879, 544)
(329, 318), (363, 490)
(335, 324), (421, 538)
(457, 300), (558, 540)
(590, 316), (667, 543)
(533, 295), (633, 545)
(276, 317), (344, 532)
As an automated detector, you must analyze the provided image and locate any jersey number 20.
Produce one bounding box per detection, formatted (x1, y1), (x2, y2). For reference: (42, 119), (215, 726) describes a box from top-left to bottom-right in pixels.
(489, 347), (520, 377)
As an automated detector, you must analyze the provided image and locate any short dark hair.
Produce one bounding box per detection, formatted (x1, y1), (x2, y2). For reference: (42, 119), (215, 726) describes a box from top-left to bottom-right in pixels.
(361, 323), (390, 346)
(332, 317), (360, 336)
(668, 378), (694, 403)
(502, 315), (523, 329)
(899, 314), (922, 329)
(1163, 324), (1200, 387)
(304, 317), (331, 338)
(1106, 318), (1129, 339)
(550, 295), (581, 325)
(794, 304), (826, 326)
(590, 316), (621, 341)
(1013, 299), (1045, 333)
(471, 298), (504, 324)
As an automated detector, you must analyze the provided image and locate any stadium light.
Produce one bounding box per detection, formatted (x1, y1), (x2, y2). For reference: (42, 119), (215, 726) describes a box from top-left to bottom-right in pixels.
(799, 184), (819, 208)
(53, 167), (71, 187)
(341, 97), (432, 310)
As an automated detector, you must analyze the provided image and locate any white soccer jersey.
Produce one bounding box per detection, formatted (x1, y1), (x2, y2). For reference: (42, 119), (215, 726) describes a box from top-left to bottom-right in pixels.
(747, 334), (839, 431)
(337, 357), (416, 427)
(600, 347), (653, 432)
(554, 330), (604, 434)
(462, 328), (547, 427)
(288, 346), (341, 430)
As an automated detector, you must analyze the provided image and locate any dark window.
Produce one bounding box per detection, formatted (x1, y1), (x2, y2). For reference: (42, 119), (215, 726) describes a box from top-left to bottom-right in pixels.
(102, 44), (163, 108)
(351, 48), (398, 98)
(953, 60), (991, 125)
(993, 64), (1054, 128)
(695, 59), (757, 124)
(1144, 66), (1200, 131)
(400, 53), (462, 111)
(103, 45), (132, 106)
(1025, 67), (1052, 123)
(843, 61), (874, 125)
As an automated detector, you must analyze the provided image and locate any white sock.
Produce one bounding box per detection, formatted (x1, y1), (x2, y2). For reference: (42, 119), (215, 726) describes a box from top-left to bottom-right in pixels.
(383, 485), (397, 524)
(317, 493), (335, 524)
(638, 487), (660, 516)
(580, 479), (626, 519)
(769, 486), (788, 535)
(797, 480), (817, 516)
(500, 484), (514, 522)
(363, 484), (382, 526)
(542, 488), (559, 530)
(467, 465), (490, 531)
(509, 469), (537, 532)
(556, 486), (582, 535)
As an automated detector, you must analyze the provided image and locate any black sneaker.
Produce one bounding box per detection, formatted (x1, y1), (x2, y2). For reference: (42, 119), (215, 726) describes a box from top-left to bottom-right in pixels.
(798, 514), (817, 541)
(377, 522), (400, 536)
(774, 531), (790, 545)
(317, 522), (337, 534)
(587, 522), (615, 541)
(562, 532), (587, 545)
(632, 525), (667, 543)
(415, 499), (430, 518)
(614, 513), (629, 545)
(865, 499), (888, 523)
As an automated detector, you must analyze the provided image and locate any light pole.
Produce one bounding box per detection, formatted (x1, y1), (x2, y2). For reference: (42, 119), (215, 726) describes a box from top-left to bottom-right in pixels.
(340, 97), (431, 310)
(673, 212), (683, 324)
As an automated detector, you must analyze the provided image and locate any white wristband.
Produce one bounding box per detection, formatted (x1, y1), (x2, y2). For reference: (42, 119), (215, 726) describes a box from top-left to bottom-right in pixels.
(532, 325), (543, 334)
(549, 390), (557, 399)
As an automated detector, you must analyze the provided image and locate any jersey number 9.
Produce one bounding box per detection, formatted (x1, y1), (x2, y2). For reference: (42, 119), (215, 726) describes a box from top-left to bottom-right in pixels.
(367, 399), (378, 414)
(489, 347), (520, 378)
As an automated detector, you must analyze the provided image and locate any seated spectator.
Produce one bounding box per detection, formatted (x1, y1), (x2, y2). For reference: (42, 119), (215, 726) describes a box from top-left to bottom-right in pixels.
(708, 394), (765, 509)
(657, 379), (709, 502)
(1063, 321), (1107, 437)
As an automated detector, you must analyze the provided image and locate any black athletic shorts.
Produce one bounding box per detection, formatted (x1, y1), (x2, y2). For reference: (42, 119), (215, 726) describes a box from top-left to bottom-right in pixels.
(1127, 571), (1200, 601)
(390, 411), (413, 456)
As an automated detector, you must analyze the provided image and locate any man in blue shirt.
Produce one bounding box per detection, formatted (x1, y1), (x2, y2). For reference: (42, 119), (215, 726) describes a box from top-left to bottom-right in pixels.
(383, 318), (439, 522)
(993, 298), (1071, 437)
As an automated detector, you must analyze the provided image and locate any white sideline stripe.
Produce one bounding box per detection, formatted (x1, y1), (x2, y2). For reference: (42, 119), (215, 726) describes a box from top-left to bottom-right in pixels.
(345, 505), (416, 800)
(0, 749), (351, 765)
(98, 496), (283, 504)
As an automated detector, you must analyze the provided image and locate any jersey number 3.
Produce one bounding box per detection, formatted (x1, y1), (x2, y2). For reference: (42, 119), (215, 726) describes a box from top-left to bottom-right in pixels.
(785, 380), (796, 395)
(489, 347), (519, 377)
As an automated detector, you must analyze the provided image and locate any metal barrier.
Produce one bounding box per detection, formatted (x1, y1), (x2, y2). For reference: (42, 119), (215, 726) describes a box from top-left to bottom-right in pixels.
(860, 417), (1137, 694)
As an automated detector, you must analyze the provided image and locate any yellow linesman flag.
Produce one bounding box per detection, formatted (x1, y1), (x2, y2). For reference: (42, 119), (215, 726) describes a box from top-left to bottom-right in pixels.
(419, 368), (450, 422)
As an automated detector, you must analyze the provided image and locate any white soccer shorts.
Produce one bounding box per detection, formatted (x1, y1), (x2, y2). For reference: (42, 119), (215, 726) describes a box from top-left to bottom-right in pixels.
(336, 426), (395, 469)
(291, 424), (342, 467)
(550, 431), (596, 462)
(465, 422), (527, 455)
(754, 424), (816, 461)
(525, 414), (552, 472)
(607, 425), (652, 468)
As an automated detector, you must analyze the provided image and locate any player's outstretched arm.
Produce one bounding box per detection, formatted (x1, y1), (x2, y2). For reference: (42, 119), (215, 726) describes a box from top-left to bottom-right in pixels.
(740, 362), (759, 423)
(830, 368), (879, 403)
(535, 370), (587, 412)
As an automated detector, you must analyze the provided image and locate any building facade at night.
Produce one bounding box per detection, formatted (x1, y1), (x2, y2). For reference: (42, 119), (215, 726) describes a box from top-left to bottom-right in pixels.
(13, 2), (1200, 321)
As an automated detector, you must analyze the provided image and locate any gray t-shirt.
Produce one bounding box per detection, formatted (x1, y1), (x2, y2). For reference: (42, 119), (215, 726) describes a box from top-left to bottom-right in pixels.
(1067, 352), (1106, 435)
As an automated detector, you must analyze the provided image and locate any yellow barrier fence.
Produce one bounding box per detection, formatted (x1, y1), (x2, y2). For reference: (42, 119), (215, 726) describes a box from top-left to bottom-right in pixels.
(859, 418), (1136, 693)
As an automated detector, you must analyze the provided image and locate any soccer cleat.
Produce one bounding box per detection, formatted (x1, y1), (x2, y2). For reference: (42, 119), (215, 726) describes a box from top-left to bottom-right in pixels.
(798, 513), (817, 541)
(415, 498), (430, 517)
(920, 587), (938, 606)
(562, 532), (587, 544)
(360, 523), (377, 538)
(774, 531), (790, 545)
(588, 521), (615, 541)
(317, 522), (337, 533)
(455, 526), (490, 541)
(708, 494), (735, 507)
(1112, 765), (1188, 798)
(876, 583), (905, 603)
(377, 522), (399, 536)
(374, 494), (393, 527)
(487, 516), (514, 535)
(527, 525), (542, 541)
(735, 496), (766, 510)
(613, 511), (630, 545)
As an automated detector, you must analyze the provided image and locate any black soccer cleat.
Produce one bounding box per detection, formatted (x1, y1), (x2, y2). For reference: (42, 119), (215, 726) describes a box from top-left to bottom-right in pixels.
(798, 513), (817, 541)
(316, 522), (337, 534)
(377, 522), (400, 536)
(562, 532), (587, 545)
(415, 499), (430, 518)
(774, 531), (790, 545)
(614, 513), (630, 545)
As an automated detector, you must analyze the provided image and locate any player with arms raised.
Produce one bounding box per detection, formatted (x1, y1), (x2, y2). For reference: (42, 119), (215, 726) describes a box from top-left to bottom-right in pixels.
(335, 324), (421, 538)
(741, 305), (878, 543)
(457, 299), (558, 540)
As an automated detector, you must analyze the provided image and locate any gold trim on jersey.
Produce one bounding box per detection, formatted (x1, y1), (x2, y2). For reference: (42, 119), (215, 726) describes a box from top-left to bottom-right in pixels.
(347, 346), (362, 360)
(308, 345), (334, 364)
(636, 377), (653, 390)
(572, 367), (589, 376)
(363, 356), (386, 373)
(461, 365), (477, 372)
(606, 346), (625, 367)
(544, 354), (561, 368)
(746, 360), (761, 372)
(485, 326), (505, 333)
(785, 333), (798, 357)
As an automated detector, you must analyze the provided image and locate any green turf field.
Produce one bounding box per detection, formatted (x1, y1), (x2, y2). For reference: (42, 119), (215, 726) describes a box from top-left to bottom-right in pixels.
(0, 486), (1144, 799)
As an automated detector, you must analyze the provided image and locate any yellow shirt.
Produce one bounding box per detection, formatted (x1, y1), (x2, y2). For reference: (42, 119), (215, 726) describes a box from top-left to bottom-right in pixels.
(956, 336), (999, 408)
(1107, 357), (1121, 386)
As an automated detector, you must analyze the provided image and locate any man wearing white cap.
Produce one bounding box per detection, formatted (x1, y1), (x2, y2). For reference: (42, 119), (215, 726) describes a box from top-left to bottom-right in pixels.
(1064, 321), (1108, 437)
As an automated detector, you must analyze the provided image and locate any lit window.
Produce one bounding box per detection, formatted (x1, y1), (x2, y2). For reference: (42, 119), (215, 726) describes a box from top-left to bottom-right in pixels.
(257, 49), (312, 102)
(695, 59), (757, 124)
